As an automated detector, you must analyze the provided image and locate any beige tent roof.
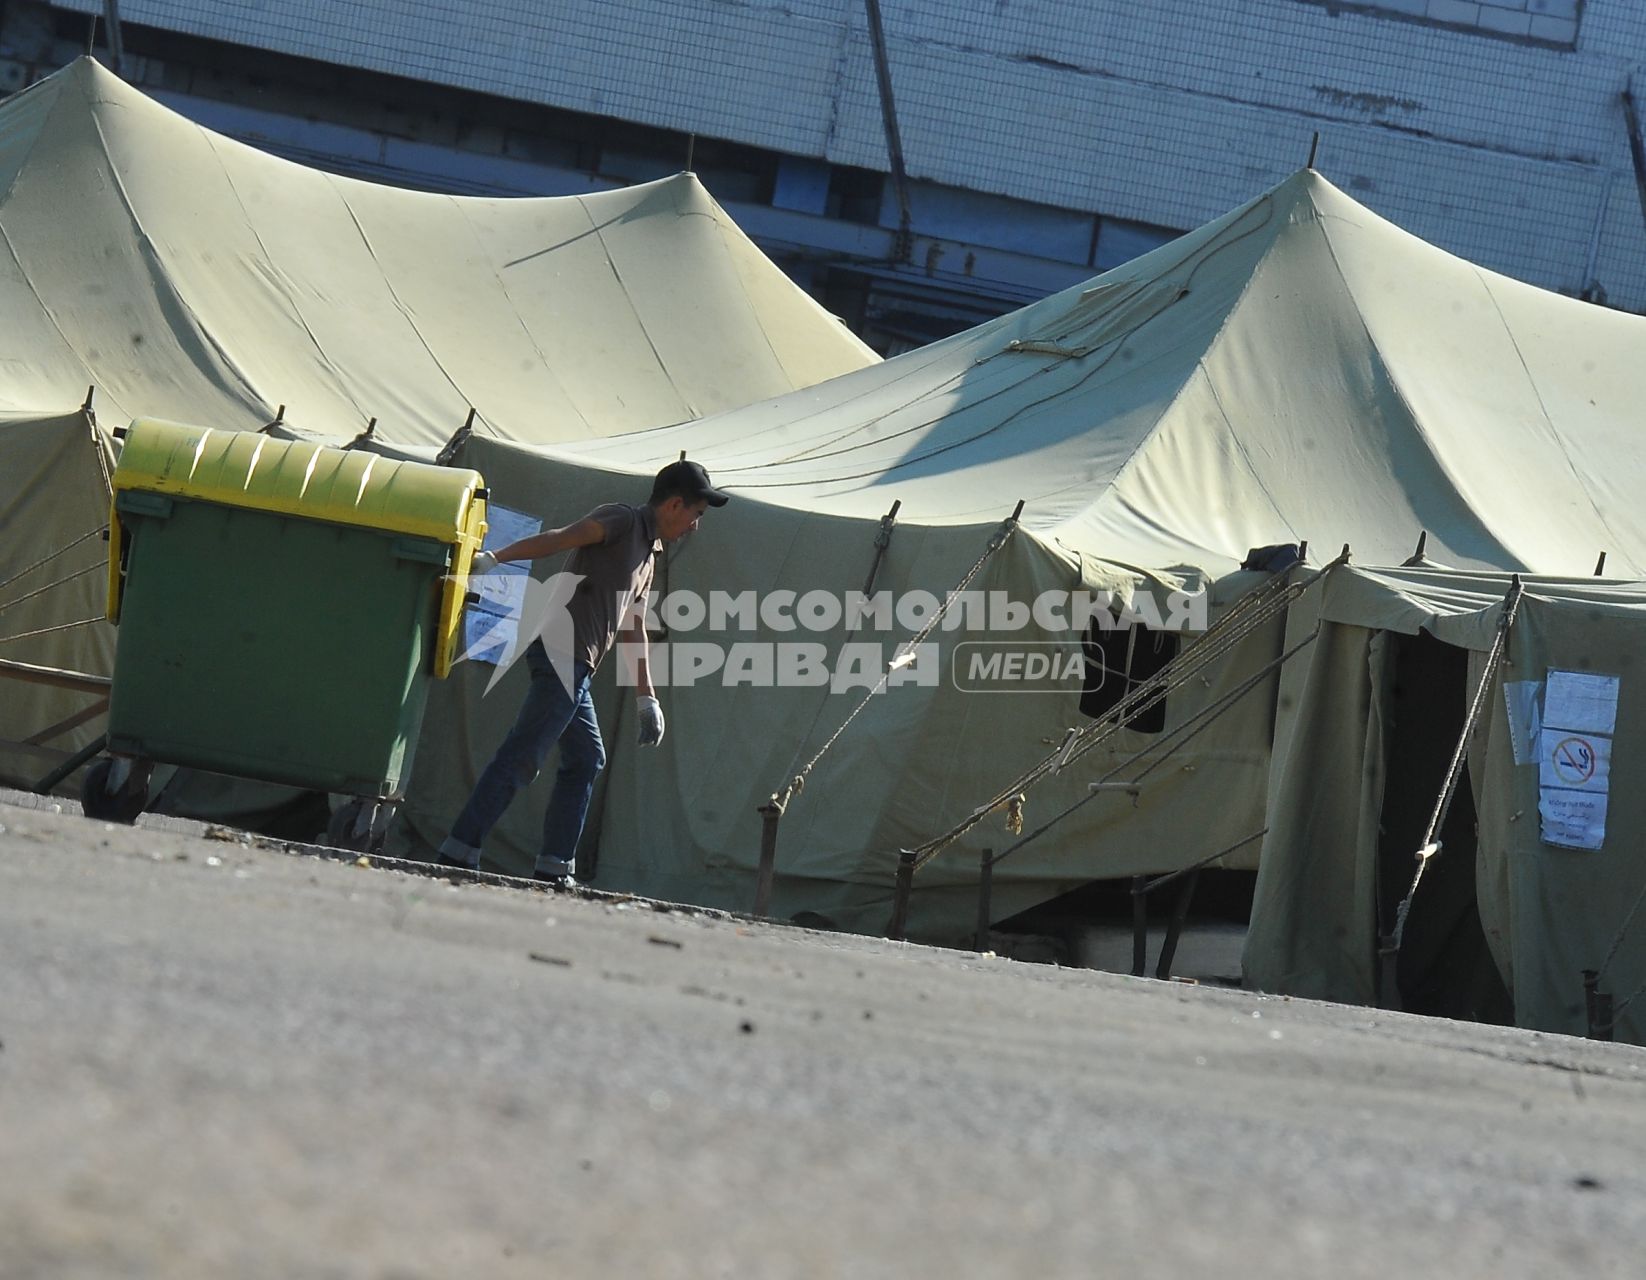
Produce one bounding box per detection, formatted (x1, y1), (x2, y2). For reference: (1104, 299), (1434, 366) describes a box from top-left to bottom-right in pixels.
(557, 168), (1646, 578)
(0, 58), (876, 446)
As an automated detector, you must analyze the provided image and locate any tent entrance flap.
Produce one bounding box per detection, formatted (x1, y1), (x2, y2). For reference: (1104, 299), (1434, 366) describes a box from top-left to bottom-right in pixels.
(1375, 630), (1512, 1024)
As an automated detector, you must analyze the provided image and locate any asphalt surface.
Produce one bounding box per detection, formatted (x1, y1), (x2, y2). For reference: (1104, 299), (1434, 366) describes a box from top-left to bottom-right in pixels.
(3, 797), (1646, 1279)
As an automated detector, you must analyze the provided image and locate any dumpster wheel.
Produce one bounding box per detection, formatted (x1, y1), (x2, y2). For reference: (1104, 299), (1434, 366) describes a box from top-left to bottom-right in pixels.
(327, 798), (396, 855)
(81, 758), (151, 825)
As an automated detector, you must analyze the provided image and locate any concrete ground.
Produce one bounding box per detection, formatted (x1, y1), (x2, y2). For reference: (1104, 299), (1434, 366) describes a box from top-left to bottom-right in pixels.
(3, 793), (1645, 1279)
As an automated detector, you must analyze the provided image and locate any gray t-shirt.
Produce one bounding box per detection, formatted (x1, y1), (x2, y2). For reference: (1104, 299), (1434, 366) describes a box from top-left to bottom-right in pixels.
(567, 503), (660, 671)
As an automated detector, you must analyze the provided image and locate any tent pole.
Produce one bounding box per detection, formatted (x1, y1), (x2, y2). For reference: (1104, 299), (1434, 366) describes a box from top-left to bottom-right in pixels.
(1584, 970), (1615, 1041)
(862, 500), (901, 596)
(1131, 876), (1148, 976)
(974, 848), (993, 952)
(1155, 869), (1200, 980)
(435, 408), (477, 467)
(886, 849), (916, 940)
(753, 791), (788, 917)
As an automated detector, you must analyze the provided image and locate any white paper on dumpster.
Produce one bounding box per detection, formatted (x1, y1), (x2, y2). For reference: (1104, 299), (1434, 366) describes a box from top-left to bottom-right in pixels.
(461, 504), (541, 666)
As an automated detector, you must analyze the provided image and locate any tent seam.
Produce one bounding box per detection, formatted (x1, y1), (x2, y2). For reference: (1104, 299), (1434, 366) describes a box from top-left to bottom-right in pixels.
(447, 193), (590, 437)
(333, 180), (476, 427)
(575, 192), (693, 419)
(88, 104), (269, 419)
(0, 221), (101, 408)
(196, 129), (372, 426)
(0, 66), (69, 209)
(1311, 211), (1523, 568)
(1467, 262), (1632, 573)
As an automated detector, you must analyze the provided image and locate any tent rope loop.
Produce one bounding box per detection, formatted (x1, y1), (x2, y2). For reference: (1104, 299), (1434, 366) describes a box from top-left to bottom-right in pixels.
(1383, 574), (1524, 961)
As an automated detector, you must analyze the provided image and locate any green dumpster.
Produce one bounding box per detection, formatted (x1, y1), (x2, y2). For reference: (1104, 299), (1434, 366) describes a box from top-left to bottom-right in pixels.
(87, 418), (488, 842)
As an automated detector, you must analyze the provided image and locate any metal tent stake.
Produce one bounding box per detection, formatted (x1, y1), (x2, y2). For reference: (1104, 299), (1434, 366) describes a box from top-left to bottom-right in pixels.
(753, 791), (789, 917)
(887, 849), (916, 941)
(974, 848), (993, 953)
(1585, 969), (1615, 1041)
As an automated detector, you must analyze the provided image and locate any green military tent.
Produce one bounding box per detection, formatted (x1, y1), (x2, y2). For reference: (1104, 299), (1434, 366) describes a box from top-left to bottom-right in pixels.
(1246, 564), (1646, 1046)
(0, 57), (875, 787)
(388, 165), (1646, 944)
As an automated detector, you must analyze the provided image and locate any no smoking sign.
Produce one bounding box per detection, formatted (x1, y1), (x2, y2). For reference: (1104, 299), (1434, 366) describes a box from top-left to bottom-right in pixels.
(1538, 729), (1610, 794)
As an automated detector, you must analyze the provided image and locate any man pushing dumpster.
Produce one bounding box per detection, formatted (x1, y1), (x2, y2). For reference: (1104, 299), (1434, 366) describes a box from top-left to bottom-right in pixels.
(436, 460), (729, 884)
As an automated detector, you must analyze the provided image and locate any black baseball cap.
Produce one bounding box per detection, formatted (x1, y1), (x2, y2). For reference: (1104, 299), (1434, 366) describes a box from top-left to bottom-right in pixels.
(652, 458), (730, 507)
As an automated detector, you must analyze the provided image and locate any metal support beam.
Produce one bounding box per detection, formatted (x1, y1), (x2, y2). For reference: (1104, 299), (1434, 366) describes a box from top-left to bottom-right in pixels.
(0, 657), (111, 695)
(102, 0), (124, 74)
(1622, 83), (1646, 244)
(25, 696), (110, 746)
(863, 0), (913, 262)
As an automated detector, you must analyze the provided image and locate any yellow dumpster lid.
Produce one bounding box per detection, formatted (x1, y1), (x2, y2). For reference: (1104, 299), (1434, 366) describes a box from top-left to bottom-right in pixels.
(114, 418), (482, 544)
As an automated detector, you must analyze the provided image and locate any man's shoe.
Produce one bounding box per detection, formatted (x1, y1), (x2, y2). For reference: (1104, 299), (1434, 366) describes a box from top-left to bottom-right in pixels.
(533, 868), (575, 889)
(436, 837), (481, 873)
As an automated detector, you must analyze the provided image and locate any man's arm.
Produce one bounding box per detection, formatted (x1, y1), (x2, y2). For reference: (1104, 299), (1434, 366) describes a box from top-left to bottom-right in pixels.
(492, 517), (607, 563)
(618, 610), (653, 697)
(621, 608), (666, 747)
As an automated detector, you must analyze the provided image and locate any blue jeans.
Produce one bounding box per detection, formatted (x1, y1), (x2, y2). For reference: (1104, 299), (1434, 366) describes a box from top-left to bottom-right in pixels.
(440, 642), (605, 876)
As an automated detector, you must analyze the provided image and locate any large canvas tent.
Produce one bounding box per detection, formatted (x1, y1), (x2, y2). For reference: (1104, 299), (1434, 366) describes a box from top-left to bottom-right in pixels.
(0, 58), (876, 445)
(1245, 565), (1646, 1045)
(0, 58), (875, 789)
(387, 167), (1646, 940)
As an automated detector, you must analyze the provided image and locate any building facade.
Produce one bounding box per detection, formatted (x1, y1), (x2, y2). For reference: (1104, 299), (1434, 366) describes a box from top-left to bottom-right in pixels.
(2, 0), (1642, 351)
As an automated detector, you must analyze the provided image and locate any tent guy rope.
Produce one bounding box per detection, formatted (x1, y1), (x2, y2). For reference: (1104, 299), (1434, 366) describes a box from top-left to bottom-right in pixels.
(1383, 575), (1524, 965)
(751, 501), (1025, 916)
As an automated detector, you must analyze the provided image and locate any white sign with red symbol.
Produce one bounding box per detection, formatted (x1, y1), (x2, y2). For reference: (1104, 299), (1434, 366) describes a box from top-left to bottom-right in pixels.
(1537, 670), (1619, 851)
(1538, 730), (1610, 793)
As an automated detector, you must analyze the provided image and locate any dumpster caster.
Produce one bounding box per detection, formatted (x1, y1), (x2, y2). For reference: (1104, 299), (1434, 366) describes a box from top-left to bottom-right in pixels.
(81, 757), (151, 824)
(327, 799), (396, 854)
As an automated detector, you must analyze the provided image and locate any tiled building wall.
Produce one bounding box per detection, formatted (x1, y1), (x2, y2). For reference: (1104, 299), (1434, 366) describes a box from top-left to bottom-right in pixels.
(43, 0), (1646, 308)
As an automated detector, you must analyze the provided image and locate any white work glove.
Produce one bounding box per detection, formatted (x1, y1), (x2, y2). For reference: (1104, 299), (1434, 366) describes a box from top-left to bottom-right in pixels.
(636, 694), (665, 747)
(470, 549), (499, 574)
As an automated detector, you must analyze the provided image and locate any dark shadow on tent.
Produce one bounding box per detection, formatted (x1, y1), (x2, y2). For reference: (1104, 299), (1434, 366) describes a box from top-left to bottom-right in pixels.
(1376, 631), (1513, 1024)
